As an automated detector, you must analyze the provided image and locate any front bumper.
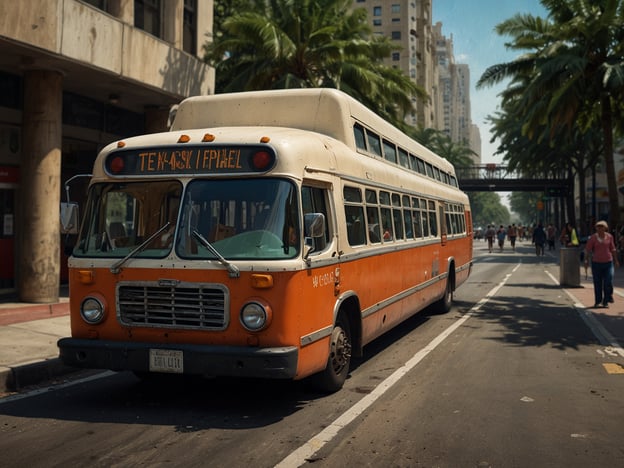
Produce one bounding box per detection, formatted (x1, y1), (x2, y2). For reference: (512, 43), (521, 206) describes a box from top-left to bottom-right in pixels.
(58, 338), (299, 379)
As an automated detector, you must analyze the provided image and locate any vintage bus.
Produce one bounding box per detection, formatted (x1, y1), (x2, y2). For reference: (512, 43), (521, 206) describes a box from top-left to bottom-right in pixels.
(58, 88), (473, 392)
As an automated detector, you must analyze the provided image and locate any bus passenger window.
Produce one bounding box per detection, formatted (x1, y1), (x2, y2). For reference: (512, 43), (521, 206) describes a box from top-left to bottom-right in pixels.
(366, 206), (381, 243)
(365, 189), (380, 243)
(380, 207), (393, 241)
(367, 131), (382, 156)
(416, 158), (426, 175)
(398, 148), (410, 168)
(413, 209), (422, 238)
(391, 193), (403, 240)
(419, 200), (429, 237)
(434, 167), (441, 181)
(382, 139), (397, 164)
(378, 191), (392, 241)
(353, 123), (367, 151)
(428, 201), (437, 236)
(392, 208), (404, 239)
(345, 205), (365, 245)
(403, 210), (413, 239)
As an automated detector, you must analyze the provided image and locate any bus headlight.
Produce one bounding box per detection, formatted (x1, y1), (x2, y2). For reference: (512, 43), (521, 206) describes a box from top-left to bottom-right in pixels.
(240, 301), (272, 332)
(80, 296), (106, 325)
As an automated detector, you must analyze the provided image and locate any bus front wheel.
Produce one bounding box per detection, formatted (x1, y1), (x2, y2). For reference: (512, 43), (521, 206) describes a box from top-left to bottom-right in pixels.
(310, 315), (352, 393)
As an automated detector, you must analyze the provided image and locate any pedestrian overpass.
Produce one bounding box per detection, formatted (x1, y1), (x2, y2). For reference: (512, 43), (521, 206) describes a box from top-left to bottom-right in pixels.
(455, 164), (571, 196)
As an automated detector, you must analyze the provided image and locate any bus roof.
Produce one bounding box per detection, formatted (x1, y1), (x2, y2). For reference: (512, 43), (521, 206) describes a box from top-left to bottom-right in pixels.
(171, 88), (454, 174)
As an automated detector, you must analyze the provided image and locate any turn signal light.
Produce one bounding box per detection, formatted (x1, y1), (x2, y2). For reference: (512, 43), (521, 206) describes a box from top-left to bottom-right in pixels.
(77, 270), (95, 285)
(251, 274), (273, 289)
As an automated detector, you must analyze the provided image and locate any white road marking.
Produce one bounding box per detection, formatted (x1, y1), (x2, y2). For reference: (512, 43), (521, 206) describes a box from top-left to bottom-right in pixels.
(550, 270), (624, 358)
(275, 269), (517, 468)
(0, 371), (116, 405)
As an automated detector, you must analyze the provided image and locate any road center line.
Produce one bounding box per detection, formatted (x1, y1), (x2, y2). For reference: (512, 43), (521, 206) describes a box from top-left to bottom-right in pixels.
(275, 267), (517, 467)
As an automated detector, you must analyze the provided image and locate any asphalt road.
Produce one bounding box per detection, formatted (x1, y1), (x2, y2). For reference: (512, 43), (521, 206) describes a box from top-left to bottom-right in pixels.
(0, 242), (622, 467)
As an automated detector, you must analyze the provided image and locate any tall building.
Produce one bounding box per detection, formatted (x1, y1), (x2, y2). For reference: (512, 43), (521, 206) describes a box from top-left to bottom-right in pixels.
(470, 124), (482, 164)
(455, 64), (471, 145)
(433, 21), (481, 163)
(433, 21), (453, 138)
(0, 0), (214, 301)
(353, 1), (480, 160)
(353, 0), (438, 129)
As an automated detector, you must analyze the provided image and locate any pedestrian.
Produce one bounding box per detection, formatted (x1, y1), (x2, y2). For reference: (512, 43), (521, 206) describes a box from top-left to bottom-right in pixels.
(546, 223), (556, 251)
(533, 223), (546, 256)
(584, 220), (619, 308)
(485, 224), (496, 253)
(561, 222), (579, 247)
(497, 225), (506, 251)
(508, 223), (517, 251)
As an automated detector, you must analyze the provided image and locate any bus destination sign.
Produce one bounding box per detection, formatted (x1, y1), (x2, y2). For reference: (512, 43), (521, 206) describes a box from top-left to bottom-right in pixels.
(104, 145), (276, 176)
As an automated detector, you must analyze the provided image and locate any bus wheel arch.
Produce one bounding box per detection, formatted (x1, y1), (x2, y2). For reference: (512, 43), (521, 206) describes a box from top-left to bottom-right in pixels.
(309, 295), (361, 393)
(432, 259), (455, 314)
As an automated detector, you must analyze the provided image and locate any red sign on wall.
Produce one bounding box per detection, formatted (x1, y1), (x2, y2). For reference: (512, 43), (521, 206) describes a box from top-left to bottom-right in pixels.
(0, 166), (19, 184)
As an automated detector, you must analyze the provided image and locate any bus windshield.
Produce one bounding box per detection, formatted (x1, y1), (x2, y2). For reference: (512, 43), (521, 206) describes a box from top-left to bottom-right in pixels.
(74, 178), (300, 260)
(176, 178), (300, 260)
(74, 181), (182, 258)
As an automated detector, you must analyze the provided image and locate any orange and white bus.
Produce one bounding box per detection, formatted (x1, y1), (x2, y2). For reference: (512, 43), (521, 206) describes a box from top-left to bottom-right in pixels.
(59, 88), (473, 392)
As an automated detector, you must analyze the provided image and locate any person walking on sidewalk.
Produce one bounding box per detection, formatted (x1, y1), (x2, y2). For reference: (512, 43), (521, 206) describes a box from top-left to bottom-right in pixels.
(547, 223), (557, 251)
(584, 220), (619, 308)
(533, 223), (546, 256)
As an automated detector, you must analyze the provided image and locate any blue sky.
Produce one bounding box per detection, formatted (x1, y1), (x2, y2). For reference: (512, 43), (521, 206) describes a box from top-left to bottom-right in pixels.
(432, 0), (547, 163)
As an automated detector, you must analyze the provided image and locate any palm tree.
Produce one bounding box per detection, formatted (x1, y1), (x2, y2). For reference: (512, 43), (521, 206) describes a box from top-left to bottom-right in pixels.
(204, 0), (425, 125)
(477, 0), (624, 227)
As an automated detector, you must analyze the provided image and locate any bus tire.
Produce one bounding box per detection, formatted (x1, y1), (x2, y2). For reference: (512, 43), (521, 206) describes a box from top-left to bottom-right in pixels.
(432, 278), (453, 314)
(310, 315), (352, 393)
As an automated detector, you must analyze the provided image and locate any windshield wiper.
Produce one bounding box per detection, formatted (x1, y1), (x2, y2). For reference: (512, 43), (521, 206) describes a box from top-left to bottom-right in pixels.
(192, 229), (240, 278)
(110, 222), (171, 274)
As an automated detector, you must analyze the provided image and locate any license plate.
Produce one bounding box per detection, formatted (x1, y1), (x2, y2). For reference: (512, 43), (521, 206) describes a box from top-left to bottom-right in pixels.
(149, 349), (184, 373)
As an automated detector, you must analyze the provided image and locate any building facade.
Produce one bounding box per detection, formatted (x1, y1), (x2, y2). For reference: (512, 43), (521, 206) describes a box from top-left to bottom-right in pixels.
(0, 0), (214, 301)
(353, 1), (480, 160)
(354, 0), (439, 129)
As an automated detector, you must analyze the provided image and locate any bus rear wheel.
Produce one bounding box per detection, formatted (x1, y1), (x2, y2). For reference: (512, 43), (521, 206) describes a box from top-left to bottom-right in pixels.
(310, 315), (352, 393)
(432, 278), (453, 314)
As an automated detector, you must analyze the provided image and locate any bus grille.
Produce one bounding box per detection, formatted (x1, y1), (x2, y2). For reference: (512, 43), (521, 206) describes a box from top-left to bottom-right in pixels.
(117, 282), (229, 330)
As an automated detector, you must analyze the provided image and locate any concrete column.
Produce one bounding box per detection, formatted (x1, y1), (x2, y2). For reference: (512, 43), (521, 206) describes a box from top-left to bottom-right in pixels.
(18, 70), (63, 303)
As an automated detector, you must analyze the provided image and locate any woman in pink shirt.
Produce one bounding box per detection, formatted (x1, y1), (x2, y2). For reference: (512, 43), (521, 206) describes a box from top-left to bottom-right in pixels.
(584, 220), (619, 307)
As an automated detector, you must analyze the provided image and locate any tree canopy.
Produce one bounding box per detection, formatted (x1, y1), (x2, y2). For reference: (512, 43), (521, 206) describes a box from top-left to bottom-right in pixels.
(205, 0), (425, 125)
(477, 0), (624, 228)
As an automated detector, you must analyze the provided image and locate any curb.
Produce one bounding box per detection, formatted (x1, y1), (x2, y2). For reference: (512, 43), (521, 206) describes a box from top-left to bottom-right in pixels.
(0, 358), (79, 393)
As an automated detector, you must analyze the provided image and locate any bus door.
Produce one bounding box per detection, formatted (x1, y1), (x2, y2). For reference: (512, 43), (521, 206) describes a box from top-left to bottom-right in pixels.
(0, 166), (18, 289)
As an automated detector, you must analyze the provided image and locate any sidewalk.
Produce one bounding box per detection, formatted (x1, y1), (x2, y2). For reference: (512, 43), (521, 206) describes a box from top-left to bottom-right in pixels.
(565, 265), (624, 348)
(0, 288), (73, 393)
(1, 261), (623, 393)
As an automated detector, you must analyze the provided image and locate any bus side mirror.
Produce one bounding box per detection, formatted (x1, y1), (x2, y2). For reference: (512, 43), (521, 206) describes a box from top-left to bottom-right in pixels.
(303, 213), (325, 259)
(60, 202), (80, 234)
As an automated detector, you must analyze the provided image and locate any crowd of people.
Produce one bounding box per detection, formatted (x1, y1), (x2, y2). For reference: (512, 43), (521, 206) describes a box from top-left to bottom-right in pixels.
(482, 222), (578, 254)
(480, 220), (622, 309)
